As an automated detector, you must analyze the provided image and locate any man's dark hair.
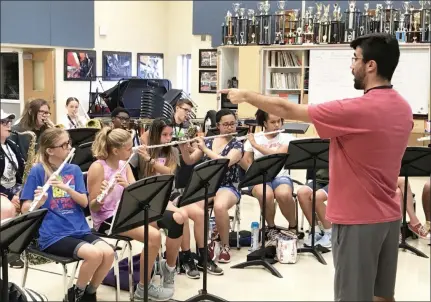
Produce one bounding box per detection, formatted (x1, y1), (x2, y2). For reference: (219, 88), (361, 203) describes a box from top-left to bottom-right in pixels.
(111, 107), (130, 118)
(176, 99), (194, 108)
(216, 109), (235, 123)
(350, 33), (400, 81)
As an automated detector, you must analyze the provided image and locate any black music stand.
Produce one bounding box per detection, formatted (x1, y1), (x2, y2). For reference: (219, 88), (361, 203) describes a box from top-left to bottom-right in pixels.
(67, 128), (99, 148)
(177, 159), (229, 302)
(70, 142), (94, 173)
(284, 138), (329, 265)
(231, 153), (289, 278)
(399, 147), (431, 258)
(108, 175), (174, 302)
(0, 209), (48, 302)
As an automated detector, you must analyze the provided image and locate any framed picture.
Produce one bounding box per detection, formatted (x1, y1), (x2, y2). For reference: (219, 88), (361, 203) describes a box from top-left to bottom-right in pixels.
(102, 51), (132, 81)
(199, 49), (217, 68)
(199, 70), (217, 93)
(137, 53), (164, 79)
(64, 49), (96, 81)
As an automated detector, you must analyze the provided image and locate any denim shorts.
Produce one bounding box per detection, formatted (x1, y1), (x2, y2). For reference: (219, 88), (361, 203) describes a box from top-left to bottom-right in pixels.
(305, 181), (329, 197)
(219, 186), (241, 201)
(248, 176), (294, 193)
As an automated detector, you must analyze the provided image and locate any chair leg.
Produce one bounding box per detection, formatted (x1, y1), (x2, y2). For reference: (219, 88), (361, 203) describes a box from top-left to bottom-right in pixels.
(68, 262), (79, 289)
(21, 251), (29, 287)
(113, 251), (120, 302)
(127, 241), (134, 301)
(62, 264), (69, 297)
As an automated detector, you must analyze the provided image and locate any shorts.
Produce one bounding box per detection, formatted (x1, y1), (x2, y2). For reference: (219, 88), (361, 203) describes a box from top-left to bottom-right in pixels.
(43, 234), (104, 260)
(304, 181), (329, 197)
(218, 186), (241, 201)
(249, 176), (294, 193)
(332, 220), (400, 301)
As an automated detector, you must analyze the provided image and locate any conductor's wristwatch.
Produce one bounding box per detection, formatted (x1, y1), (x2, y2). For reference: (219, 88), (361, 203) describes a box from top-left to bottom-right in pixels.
(149, 158), (156, 165)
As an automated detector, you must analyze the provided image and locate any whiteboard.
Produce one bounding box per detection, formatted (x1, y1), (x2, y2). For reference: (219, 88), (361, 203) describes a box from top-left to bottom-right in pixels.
(308, 47), (430, 115)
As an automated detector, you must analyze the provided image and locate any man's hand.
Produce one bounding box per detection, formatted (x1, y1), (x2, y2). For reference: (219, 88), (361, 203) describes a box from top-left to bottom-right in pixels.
(218, 89), (252, 104)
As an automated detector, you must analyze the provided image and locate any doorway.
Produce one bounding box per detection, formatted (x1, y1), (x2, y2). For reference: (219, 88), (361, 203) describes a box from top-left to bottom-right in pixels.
(23, 48), (56, 123)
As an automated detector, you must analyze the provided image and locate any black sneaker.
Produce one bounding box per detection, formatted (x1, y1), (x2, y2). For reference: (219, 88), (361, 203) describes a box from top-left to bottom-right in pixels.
(182, 257), (200, 279)
(197, 259), (224, 275)
(82, 291), (97, 302)
(9, 258), (24, 269)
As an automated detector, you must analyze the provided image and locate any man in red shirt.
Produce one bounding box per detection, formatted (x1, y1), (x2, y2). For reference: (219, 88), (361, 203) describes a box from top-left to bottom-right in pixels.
(220, 33), (412, 301)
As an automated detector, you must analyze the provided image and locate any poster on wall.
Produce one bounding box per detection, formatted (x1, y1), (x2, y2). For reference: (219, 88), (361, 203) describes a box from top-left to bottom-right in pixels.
(64, 49), (96, 81)
(199, 70), (217, 93)
(137, 53), (164, 79)
(102, 51), (132, 81)
(199, 49), (217, 68)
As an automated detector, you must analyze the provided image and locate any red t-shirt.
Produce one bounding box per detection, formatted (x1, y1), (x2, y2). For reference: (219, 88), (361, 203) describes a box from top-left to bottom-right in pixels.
(308, 88), (413, 225)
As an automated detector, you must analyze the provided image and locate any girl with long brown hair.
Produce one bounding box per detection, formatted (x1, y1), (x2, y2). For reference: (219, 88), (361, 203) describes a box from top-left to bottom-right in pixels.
(20, 128), (115, 302)
(138, 118), (223, 277)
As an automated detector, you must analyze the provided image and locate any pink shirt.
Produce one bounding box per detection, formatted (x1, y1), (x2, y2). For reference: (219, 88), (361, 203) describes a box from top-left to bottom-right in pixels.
(90, 160), (127, 231)
(308, 88), (413, 225)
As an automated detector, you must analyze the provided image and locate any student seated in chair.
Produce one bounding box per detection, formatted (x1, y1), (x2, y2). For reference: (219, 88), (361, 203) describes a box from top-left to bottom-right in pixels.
(137, 118), (223, 277)
(241, 110), (297, 245)
(20, 128), (115, 302)
(396, 177), (430, 239)
(297, 169), (331, 249)
(179, 109), (244, 264)
(87, 127), (181, 301)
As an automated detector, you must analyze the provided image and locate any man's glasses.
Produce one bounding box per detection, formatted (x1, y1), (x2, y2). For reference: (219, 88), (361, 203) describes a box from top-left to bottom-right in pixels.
(53, 140), (71, 150)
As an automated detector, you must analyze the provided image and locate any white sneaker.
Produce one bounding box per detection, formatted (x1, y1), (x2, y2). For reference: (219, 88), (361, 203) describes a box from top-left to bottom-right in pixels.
(315, 232), (332, 249)
(304, 231), (323, 247)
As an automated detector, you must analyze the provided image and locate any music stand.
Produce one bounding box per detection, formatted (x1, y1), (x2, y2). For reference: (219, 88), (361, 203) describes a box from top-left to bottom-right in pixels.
(108, 175), (174, 302)
(284, 138), (329, 265)
(177, 159), (229, 302)
(70, 142), (94, 173)
(0, 209), (48, 302)
(67, 128), (99, 148)
(230, 153), (288, 278)
(399, 147), (431, 258)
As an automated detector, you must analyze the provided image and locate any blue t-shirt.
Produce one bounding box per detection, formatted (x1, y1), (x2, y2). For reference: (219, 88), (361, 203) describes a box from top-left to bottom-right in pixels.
(20, 163), (90, 250)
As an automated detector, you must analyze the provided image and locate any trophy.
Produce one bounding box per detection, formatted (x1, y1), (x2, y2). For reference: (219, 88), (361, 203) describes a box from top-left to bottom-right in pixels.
(238, 8), (248, 45)
(320, 4), (331, 43)
(371, 4), (384, 33)
(419, 0), (431, 42)
(257, 2), (265, 44)
(261, 1), (272, 45)
(382, 1), (396, 35)
(313, 2), (323, 43)
(248, 9), (258, 44)
(344, 0), (359, 42)
(304, 6), (315, 44)
(232, 3), (241, 45)
(274, 0), (286, 44)
(330, 3), (344, 43)
(396, 14), (407, 42)
(359, 3), (371, 36)
(224, 11), (234, 45)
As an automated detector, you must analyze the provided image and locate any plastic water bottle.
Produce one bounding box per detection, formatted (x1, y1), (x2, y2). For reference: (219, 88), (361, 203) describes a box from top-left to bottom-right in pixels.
(250, 222), (260, 251)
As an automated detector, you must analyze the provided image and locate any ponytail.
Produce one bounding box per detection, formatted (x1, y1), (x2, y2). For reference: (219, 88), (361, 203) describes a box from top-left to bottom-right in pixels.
(92, 127), (132, 160)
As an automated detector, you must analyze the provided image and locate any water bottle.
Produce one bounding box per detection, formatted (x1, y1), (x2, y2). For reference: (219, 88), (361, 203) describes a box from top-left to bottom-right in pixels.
(208, 217), (216, 243)
(250, 222), (260, 251)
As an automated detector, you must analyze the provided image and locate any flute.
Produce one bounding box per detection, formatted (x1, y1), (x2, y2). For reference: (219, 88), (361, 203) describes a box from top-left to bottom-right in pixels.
(29, 148), (76, 212)
(95, 146), (140, 203)
(235, 129), (286, 141)
(145, 132), (238, 150)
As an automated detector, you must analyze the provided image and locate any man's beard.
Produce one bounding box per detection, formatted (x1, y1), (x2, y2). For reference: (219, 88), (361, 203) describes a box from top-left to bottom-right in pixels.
(353, 74), (365, 90)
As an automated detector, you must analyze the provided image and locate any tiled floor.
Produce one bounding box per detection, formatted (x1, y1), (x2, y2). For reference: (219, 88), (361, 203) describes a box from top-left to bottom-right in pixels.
(7, 171), (431, 301)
